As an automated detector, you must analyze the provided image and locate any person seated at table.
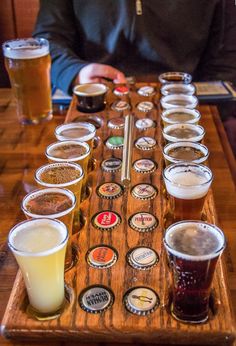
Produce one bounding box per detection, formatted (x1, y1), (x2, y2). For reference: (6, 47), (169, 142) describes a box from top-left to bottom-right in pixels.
(33, 0), (236, 94)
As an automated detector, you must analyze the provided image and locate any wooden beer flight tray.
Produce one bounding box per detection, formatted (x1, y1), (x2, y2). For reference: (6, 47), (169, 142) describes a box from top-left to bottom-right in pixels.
(1, 83), (235, 345)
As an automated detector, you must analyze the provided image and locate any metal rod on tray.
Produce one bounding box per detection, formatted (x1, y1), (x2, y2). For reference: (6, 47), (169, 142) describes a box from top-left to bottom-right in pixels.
(121, 114), (134, 187)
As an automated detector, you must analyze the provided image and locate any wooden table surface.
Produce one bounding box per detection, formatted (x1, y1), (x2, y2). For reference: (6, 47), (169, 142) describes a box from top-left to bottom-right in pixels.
(0, 88), (235, 346)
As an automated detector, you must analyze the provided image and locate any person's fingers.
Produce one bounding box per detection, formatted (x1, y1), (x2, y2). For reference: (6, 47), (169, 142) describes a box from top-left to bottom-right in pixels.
(79, 63), (126, 84)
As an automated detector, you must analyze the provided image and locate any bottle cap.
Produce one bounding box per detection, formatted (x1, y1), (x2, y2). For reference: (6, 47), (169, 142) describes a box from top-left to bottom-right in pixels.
(124, 287), (159, 315)
(135, 118), (155, 130)
(133, 159), (157, 174)
(128, 212), (158, 232)
(92, 210), (121, 230)
(106, 136), (124, 149)
(87, 245), (118, 268)
(137, 86), (155, 97)
(101, 158), (122, 172)
(107, 117), (125, 129)
(111, 100), (130, 112)
(79, 286), (114, 313)
(131, 183), (157, 200)
(113, 85), (129, 96)
(97, 182), (124, 199)
(134, 136), (157, 150)
(136, 101), (154, 112)
(127, 246), (159, 269)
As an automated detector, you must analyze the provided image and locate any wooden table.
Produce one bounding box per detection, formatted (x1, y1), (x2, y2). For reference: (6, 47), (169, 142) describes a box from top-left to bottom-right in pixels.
(0, 88), (235, 346)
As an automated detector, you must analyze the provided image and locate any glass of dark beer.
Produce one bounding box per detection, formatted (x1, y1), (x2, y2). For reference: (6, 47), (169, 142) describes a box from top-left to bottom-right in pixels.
(164, 221), (225, 323)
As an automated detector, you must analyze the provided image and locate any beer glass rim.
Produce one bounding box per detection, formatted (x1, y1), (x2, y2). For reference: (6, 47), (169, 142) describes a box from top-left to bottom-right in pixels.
(55, 122), (96, 142)
(164, 220), (226, 261)
(35, 162), (84, 188)
(158, 72), (192, 84)
(73, 83), (108, 96)
(161, 107), (201, 125)
(163, 123), (205, 143)
(161, 94), (198, 110)
(163, 162), (213, 188)
(22, 187), (76, 219)
(45, 140), (91, 162)
(163, 141), (209, 164)
(8, 218), (69, 257)
(161, 83), (196, 96)
(2, 37), (49, 59)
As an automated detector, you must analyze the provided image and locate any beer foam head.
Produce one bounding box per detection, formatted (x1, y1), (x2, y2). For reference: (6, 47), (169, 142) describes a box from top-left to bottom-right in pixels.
(3, 38), (49, 59)
(46, 140), (90, 162)
(73, 83), (107, 96)
(8, 218), (68, 256)
(164, 221), (225, 261)
(163, 163), (213, 199)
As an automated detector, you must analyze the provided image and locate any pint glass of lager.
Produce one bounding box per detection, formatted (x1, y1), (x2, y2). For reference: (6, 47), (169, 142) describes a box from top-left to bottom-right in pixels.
(2, 38), (52, 124)
(163, 163), (213, 220)
(8, 218), (68, 320)
(164, 221), (225, 323)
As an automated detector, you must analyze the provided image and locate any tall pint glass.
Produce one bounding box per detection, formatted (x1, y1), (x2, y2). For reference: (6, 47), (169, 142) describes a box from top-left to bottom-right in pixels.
(164, 221), (225, 323)
(163, 163), (213, 220)
(2, 38), (52, 124)
(8, 218), (68, 320)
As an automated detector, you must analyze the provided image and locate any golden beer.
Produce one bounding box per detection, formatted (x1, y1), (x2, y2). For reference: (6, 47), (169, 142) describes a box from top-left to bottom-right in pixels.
(3, 38), (52, 124)
(22, 187), (76, 271)
(163, 163), (213, 220)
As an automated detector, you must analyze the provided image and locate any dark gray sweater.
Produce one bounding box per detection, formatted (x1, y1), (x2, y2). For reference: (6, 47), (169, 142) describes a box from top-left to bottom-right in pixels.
(33, 0), (236, 94)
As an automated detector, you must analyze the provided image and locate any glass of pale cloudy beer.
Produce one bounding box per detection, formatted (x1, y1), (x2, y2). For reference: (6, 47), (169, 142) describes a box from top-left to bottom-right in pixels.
(2, 38), (52, 124)
(22, 187), (76, 271)
(163, 141), (209, 166)
(8, 218), (68, 320)
(35, 162), (84, 231)
(163, 163), (213, 220)
(164, 221), (225, 323)
(45, 140), (90, 200)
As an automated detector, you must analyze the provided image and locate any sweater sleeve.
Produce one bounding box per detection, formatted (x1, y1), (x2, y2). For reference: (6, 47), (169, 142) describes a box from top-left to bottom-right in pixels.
(33, 0), (90, 94)
(196, 0), (236, 85)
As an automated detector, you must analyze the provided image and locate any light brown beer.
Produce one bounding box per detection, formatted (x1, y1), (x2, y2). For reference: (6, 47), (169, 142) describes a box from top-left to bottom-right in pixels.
(3, 38), (52, 124)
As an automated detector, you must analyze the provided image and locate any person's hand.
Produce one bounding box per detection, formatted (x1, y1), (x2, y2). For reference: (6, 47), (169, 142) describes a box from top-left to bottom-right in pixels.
(78, 63), (127, 84)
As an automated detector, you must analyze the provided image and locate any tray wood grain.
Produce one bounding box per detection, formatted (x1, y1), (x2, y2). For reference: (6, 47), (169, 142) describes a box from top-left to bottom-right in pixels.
(1, 83), (235, 345)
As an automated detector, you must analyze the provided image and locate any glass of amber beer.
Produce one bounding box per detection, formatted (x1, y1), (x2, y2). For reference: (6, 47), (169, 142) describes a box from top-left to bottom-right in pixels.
(163, 162), (213, 221)
(164, 220), (225, 323)
(2, 38), (52, 124)
(8, 218), (68, 320)
(22, 187), (76, 271)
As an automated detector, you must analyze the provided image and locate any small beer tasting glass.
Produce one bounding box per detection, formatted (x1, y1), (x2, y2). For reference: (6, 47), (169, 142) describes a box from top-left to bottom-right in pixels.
(159, 72), (192, 84)
(22, 187), (76, 271)
(164, 220), (225, 323)
(160, 83), (196, 96)
(8, 218), (68, 320)
(163, 123), (205, 143)
(160, 94), (198, 110)
(163, 162), (213, 221)
(161, 108), (201, 128)
(73, 83), (108, 113)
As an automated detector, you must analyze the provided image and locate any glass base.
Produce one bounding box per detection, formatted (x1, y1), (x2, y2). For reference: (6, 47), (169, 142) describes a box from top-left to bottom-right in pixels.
(20, 111), (53, 125)
(26, 300), (65, 321)
(171, 304), (208, 324)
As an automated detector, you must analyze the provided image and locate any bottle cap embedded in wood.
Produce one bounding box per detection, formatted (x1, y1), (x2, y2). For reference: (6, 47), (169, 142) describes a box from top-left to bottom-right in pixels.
(87, 245), (118, 268)
(111, 100), (130, 112)
(92, 210), (121, 230)
(96, 182), (124, 199)
(133, 158), (157, 174)
(131, 183), (157, 200)
(124, 287), (159, 315)
(137, 86), (155, 97)
(134, 136), (157, 150)
(127, 246), (159, 270)
(79, 286), (114, 313)
(106, 136), (124, 149)
(128, 212), (158, 232)
(107, 117), (125, 129)
(113, 85), (129, 96)
(136, 101), (154, 112)
(135, 117), (155, 130)
(101, 157), (122, 172)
